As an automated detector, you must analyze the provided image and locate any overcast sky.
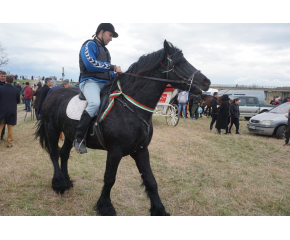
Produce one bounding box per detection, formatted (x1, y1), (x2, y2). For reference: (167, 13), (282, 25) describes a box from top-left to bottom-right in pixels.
(1, 2), (290, 87)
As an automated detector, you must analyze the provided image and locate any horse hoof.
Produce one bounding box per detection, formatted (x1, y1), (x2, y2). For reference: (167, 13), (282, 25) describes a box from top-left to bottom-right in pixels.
(150, 207), (170, 216)
(94, 199), (116, 216)
(65, 180), (73, 190)
(52, 175), (67, 194)
(64, 175), (74, 190)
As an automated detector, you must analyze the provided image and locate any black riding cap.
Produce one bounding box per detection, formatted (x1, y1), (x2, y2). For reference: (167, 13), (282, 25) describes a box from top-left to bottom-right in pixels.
(96, 23), (118, 38)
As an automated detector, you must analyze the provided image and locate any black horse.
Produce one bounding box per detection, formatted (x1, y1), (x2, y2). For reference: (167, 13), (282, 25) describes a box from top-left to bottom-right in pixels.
(35, 40), (211, 216)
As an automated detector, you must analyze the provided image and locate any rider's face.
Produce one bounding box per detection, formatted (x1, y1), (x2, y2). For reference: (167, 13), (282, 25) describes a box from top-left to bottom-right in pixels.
(102, 31), (113, 45)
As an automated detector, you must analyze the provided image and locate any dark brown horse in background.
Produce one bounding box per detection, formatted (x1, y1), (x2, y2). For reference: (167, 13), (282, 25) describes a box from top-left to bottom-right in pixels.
(201, 94), (223, 116)
(201, 94), (213, 117)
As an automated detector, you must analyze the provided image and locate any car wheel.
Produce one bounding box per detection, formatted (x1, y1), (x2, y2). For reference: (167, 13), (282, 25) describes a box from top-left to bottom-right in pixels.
(276, 125), (286, 139)
(244, 117), (251, 121)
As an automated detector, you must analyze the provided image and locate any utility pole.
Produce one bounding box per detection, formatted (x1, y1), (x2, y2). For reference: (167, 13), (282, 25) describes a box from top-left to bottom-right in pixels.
(62, 67), (65, 80)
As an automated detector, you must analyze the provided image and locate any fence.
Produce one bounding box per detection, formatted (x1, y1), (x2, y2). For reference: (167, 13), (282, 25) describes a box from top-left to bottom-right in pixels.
(211, 84), (290, 89)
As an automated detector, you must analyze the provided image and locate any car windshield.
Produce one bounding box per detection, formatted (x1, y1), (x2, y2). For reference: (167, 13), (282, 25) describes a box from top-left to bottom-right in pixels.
(269, 102), (290, 114)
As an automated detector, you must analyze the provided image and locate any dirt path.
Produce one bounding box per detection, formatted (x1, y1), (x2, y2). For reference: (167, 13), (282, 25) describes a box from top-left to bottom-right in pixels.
(17, 103), (36, 124)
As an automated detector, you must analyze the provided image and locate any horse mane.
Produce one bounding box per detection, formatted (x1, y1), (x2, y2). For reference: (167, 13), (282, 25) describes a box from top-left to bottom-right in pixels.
(103, 42), (183, 95)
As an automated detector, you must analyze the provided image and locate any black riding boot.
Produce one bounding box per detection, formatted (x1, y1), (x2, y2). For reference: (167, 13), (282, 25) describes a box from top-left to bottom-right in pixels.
(73, 110), (93, 154)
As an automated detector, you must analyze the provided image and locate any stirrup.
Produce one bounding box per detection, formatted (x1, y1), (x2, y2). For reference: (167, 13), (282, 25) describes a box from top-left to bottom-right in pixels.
(74, 139), (87, 154)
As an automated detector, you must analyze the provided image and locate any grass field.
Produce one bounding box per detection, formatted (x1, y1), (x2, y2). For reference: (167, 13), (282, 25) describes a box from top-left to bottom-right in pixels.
(0, 103), (289, 216)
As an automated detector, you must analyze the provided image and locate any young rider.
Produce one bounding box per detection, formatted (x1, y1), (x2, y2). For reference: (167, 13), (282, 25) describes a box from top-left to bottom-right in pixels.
(74, 23), (122, 153)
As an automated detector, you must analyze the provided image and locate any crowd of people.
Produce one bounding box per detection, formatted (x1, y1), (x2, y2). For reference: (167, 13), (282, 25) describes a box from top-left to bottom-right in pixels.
(270, 96), (290, 105)
(175, 90), (290, 146)
(0, 69), (72, 148)
(175, 90), (241, 135)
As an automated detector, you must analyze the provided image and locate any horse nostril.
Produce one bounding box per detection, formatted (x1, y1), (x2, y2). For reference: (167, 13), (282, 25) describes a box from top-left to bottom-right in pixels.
(203, 79), (210, 84)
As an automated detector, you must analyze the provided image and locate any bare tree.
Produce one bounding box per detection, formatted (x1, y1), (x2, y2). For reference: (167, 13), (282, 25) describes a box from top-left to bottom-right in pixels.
(0, 42), (9, 67)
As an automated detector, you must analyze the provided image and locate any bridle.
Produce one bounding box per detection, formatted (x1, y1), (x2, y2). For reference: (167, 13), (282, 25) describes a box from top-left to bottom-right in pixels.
(160, 54), (201, 92)
(121, 52), (201, 92)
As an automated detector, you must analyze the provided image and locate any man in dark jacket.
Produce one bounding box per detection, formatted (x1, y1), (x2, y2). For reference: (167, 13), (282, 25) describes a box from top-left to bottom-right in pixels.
(47, 79), (70, 96)
(210, 92), (219, 131)
(33, 82), (42, 121)
(37, 78), (53, 116)
(15, 82), (22, 92)
(0, 71), (6, 140)
(0, 75), (20, 148)
(215, 94), (230, 134)
(0, 70), (6, 87)
(190, 94), (201, 120)
(228, 98), (241, 135)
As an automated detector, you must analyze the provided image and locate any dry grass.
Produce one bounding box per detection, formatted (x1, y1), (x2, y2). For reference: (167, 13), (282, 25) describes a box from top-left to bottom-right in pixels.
(0, 104), (289, 216)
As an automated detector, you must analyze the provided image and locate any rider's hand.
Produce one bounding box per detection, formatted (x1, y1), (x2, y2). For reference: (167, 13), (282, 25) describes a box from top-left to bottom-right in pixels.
(116, 66), (122, 75)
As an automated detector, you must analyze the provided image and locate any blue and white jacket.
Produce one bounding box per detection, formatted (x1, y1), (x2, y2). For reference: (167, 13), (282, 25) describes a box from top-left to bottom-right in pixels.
(79, 39), (117, 83)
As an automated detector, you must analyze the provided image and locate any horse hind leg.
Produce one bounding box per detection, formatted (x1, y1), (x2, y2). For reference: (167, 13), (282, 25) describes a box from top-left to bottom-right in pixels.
(131, 148), (170, 216)
(94, 151), (122, 216)
(47, 128), (67, 194)
(60, 136), (74, 190)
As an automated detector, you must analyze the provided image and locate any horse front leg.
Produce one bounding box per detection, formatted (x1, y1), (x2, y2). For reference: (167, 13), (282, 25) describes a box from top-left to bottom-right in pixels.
(94, 150), (122, 216)
(131, 148), (170, 216)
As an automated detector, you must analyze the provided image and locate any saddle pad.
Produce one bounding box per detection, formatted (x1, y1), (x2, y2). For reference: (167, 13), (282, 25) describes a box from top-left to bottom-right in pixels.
(66, 95), (88, 120)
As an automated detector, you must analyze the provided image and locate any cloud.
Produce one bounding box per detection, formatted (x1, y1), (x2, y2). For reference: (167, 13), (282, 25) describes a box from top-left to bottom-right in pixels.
(1, 23), (290, 86)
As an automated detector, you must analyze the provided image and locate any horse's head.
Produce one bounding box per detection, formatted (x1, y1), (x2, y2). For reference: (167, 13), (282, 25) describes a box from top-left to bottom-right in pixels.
(161, 40), (211, 95)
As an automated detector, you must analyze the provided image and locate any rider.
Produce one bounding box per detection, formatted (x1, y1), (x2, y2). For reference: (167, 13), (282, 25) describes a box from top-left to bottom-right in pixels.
(74, 23), (122, 154)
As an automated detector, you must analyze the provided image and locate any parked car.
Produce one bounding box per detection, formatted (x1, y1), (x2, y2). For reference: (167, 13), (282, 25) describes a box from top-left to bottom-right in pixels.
(219, 90), (266, 105)
(247, 102), (290, 139)
(229, 96), (276, 120)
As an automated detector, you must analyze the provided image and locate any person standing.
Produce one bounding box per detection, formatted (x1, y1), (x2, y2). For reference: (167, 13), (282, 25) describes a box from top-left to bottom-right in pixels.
(215, 94), (230, 134)
(24, 82), (33, 112)
(284, 108), (290, 146)
(210, 92), (219, 131)
(0, 70), (5, 87)
(0, 75), (20, 148)
(33, 82), (42, 121)
(20, 83), (26, 105)
(188, 92), (193, 118)
(15, 82), (22, 92)
(74, 23), (122, 153)
(47, 79), (70, 95)
(37, 78), (53, 117)
(190, 94), (201, 120)
(177, 90), (188, 118)
(0, 71), (6, 140)
(228, 98), (241, 135)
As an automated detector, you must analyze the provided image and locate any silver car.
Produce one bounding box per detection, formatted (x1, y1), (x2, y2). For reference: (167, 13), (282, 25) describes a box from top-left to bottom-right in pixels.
(247, 102), (290, 139)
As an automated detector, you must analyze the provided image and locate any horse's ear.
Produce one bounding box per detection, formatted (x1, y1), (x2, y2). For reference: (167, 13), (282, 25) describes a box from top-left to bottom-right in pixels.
(164, 40), (172, 55)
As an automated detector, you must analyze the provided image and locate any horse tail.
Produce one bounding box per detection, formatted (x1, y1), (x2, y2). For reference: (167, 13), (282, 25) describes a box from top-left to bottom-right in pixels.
(34, 119), (50, 153)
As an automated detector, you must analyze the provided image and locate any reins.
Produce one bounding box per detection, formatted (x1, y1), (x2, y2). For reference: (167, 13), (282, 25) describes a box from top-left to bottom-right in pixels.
(120, 72), (185, 84)
(120, 59), (201, 90)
